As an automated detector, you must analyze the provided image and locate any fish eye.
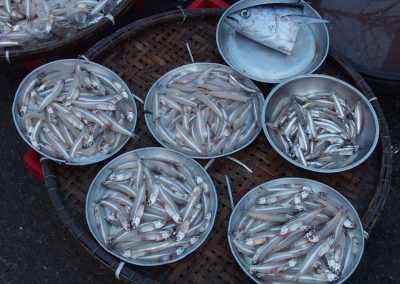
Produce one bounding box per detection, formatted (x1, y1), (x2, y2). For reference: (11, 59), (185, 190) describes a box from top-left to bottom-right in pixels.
(240, 9), (250, 19)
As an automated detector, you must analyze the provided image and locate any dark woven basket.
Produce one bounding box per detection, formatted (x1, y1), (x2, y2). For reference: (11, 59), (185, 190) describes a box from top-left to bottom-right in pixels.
(41, 9), (393, 283)
(0, 0), (136, 64)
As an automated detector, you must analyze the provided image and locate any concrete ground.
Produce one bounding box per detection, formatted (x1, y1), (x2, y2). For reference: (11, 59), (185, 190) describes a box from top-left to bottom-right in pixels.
(0, 1), (399, 283)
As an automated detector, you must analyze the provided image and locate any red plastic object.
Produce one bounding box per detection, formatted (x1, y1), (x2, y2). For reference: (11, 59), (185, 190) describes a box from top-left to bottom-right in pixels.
(188, 0), (230, 8)
(19, 59), (51, 71)
(17, 51), (77, 71)
(24, 149), (44, 181)
(134, 0), (145, 12)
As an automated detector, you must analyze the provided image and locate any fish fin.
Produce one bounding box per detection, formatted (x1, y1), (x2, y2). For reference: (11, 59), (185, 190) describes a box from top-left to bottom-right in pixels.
(288, 15), (330, 25)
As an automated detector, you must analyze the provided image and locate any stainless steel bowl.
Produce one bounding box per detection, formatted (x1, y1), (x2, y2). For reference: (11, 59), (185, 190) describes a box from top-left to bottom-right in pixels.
(12, 59), (137, 166)
(228, 177), (365, 284)
(144, 62), (265, 159)
(85, 147), (218, 266)
(262, 74), (379, 173)
(216, 0), (329, 83)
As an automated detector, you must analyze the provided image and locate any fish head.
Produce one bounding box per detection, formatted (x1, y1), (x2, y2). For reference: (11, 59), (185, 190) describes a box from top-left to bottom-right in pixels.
(226, 6), (277, 39)
(190, 235), (200, 244)
(195, 176), (204, 185)
(326, 272), (339, 282)
(176, 232), (185, 241)
(288, 258), (297, 267)
(176, 247), (185, 256)
(344, 218), (355, 229)
(120, 250), (130, 258)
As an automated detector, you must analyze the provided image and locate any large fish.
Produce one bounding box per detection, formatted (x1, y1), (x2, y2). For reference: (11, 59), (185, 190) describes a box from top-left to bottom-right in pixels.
(225, 4), (328, 55)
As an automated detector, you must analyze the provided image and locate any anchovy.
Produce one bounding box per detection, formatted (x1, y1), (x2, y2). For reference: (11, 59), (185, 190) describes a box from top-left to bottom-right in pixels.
(151, 65), (262, 157)
(16, 60), (136, 163)
(231, 180), (360, 282)
(92, 154), (213, 263)
(0, 0), (123, 49)
(267, 90), (364, 169)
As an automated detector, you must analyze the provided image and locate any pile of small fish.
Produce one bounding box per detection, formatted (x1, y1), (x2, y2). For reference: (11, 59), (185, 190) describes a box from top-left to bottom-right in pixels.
(225, 3), (328, 55)
(231, 182), (360, 283)
(16, 60), (135, 163)
(150, 65), (262, 157)
(92, 156), (213, 262)
(267, 91), (363, 169)
(0, 0), (122, 49)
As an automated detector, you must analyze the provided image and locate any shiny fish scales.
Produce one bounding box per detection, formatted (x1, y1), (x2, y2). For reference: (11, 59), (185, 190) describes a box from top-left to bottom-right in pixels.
(149, 65), (263, 157)
(16, 60), (136, 163)
(0, 0), (123, 50)
(267, 91), (364, 169)
(230, 182), (361, 283)
(93, 155), (213, 263)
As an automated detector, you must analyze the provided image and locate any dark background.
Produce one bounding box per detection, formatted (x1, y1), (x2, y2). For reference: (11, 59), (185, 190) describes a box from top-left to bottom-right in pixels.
(0, 1), (399, 283)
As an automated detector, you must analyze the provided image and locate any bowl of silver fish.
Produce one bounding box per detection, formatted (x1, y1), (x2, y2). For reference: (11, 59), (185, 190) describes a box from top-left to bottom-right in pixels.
(144, 62), (265, 159)
(216, 0), (329, 83)
(0, 0), (123, 51)
(85, 147), (218, 266)
(228, 177), (364, 284)
(12, 59), (137, 165)
(262, 74), (379, 173)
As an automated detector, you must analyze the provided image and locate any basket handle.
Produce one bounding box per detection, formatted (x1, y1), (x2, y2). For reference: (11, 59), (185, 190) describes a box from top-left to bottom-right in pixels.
(115, 261), (126, 280)
(23, 149), (44, 181)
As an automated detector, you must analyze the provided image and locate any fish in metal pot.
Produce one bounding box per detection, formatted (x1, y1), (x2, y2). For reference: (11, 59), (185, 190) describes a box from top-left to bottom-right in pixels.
(225, 3), (328, 55)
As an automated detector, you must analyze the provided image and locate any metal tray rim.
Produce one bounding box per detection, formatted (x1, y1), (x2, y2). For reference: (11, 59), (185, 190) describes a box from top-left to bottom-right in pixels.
(12, 58), (138, 166)
(143, 62), (265, 160)
(261, 73), (380, 173)
(216, 0), (330, 83)
(227, 177), (365, 284)
(85, 147), (219, 266)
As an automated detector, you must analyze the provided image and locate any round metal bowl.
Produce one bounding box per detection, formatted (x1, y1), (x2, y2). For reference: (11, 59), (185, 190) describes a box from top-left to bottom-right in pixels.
(12, 59), (137, 166)
(85, 147), (218, 266)
(262, 74), (379, 173)
(228, 177), (365, 284)
(216, 0), (329, 83)
(144, 62), (265, 159)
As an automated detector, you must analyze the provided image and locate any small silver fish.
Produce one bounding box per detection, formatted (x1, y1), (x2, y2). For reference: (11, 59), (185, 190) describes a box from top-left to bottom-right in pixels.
(232, 181), (359, 283)
(0, 0), (122, 49)
(93, 155), (213, 263)
(268, 90), (363, 169)
(17, 60), (136, 163)
(152, 66), (262, 157)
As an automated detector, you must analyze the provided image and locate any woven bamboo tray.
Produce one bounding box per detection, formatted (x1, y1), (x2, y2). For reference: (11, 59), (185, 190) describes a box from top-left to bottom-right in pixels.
(41, 8), (393, 283)
(0, 0), (136, 64)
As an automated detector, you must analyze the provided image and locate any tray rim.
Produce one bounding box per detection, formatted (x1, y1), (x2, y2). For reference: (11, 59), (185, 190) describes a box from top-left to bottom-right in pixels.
(261, 73), (380, 173)
(215, 0), (330, 83)
(143, 62), (265, 159)
(85, 147), (219, 266)
(40, 8), (393, 284)
(227, 177), (365, 284)
(12, 58), (138, 166)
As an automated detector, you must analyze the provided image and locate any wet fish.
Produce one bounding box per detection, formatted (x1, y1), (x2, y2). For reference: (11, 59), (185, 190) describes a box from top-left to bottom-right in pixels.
(17, 60), (135, 163)
(94, 155), (213, 262)
(151, 65), (262, 156)
(225, 3), (328, 55)
(0, 0), (123, 50)
(267, 90), (363, 169)
(231, 181), (360, 283)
